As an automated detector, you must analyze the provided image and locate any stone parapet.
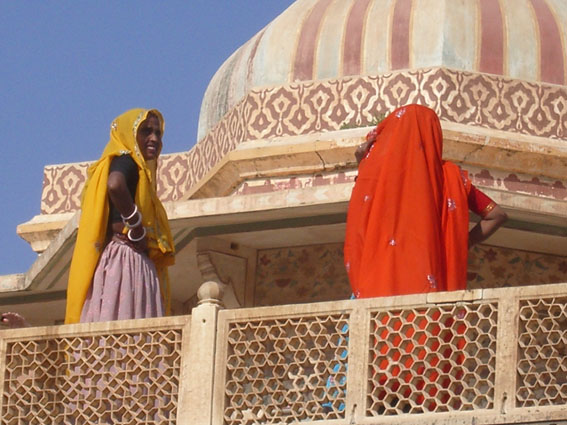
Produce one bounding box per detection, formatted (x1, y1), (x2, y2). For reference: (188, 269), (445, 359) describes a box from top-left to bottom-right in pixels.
(1, 282), (566, 424)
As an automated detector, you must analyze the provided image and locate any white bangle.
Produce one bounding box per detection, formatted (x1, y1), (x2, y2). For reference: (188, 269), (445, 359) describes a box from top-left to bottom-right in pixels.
(127, 226), (146, 242)
(121, 204), (142, 228)
(123, 211), (142, 229)
(121, 204), (138, 221)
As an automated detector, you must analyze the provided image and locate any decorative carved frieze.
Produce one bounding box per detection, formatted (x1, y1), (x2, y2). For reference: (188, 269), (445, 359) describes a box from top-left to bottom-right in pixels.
(40, 68), (567, 214)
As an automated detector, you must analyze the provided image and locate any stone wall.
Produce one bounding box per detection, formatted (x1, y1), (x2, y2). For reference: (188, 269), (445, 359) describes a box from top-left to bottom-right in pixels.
(254, 243), (567, 306)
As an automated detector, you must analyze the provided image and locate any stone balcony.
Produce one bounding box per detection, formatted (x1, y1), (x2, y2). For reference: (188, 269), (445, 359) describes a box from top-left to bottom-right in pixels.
(0, 281), (565, 425)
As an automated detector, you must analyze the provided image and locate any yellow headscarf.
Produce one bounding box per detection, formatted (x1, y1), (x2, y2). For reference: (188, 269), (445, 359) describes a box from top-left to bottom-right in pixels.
(65, 108), (175, 324)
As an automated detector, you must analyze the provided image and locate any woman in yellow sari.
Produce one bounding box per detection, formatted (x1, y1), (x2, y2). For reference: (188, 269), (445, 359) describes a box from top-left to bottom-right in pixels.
(65, 108), (175, 324)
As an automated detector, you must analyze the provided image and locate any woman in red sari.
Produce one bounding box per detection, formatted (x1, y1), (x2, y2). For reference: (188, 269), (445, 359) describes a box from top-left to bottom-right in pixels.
(344, 104), (506, 298)
(343, 104), (507, 412)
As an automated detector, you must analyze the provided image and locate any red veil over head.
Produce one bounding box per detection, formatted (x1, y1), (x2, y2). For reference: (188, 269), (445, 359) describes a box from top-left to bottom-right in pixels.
(344, 105), (471, 298)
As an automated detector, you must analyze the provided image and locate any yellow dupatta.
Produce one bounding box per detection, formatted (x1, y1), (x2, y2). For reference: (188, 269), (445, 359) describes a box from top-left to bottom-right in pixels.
(65, 108), (175, 324)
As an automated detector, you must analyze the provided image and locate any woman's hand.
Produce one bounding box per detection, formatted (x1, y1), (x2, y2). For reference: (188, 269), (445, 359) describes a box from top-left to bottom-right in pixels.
(1, 312), (30, 328)
(356, 127), (379, 164)
(355, 141), (372, 164)
(128, 223), (148, 253)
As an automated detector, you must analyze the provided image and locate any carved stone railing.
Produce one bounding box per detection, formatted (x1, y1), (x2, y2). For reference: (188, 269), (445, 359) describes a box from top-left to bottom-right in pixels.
(212, 283), (567, 425)
(0, 315), (190, 424)
(0, 282), (566, 425)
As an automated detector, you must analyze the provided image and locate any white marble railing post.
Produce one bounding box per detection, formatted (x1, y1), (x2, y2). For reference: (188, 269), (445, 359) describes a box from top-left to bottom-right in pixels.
(177, 281), (224, 424)
(344, 304), (370, 423)
(492, 291), (519, 416)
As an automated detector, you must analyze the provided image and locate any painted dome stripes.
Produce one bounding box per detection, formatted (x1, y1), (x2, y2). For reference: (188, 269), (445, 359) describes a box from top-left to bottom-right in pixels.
(479, 0), (504, 76)
(198, 0), (567, 141)
(530, 0), (565, 85)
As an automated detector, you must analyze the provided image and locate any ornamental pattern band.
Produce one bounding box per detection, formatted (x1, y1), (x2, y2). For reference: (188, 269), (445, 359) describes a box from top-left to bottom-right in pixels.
(40, 67), (567, 215)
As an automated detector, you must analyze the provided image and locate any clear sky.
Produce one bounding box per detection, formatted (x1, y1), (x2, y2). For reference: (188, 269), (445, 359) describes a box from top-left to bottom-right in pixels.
(0, 1), (295, 275)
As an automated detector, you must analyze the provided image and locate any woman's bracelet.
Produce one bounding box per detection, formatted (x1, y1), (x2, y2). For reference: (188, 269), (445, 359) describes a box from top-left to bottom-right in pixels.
(127, 226), (146, 242)
(121, 204), (138, 221)
(121, 205), (142, 229)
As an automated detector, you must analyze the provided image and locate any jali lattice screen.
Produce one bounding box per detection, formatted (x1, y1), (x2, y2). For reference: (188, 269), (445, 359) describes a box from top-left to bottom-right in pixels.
(222, 314), (350, 424)
(368, 302), (498, 416)
(1, 329), (183, 425)
(517, 296), (567, 407)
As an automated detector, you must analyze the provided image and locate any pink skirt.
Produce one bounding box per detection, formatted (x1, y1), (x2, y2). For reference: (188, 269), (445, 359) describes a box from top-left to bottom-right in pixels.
(80, 239), (164, 323)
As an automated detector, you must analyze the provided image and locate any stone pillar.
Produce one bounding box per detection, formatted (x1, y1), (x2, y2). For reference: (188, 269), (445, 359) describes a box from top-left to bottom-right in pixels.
(177, 281), (224, 424)
(197, 251), (242, 309)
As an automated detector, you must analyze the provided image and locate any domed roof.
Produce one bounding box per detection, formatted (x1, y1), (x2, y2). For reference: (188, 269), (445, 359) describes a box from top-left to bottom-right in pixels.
(198, 0), (567, 140)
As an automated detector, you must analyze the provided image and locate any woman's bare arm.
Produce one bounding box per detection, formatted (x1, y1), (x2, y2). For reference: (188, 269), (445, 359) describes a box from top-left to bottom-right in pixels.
(107, 170), (147, 250)
(107, 170), (136, 220)
(468, 204), (508, 248)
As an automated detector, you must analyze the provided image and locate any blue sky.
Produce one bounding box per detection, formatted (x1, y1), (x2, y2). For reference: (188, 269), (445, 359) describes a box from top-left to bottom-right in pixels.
(0, 1), (295, 275)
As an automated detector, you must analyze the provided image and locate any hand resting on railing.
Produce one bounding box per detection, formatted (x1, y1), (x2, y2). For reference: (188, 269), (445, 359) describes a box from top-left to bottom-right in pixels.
(0, 312), (30, 328)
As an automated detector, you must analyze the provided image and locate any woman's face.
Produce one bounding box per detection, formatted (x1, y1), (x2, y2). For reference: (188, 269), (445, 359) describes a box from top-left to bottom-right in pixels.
(136, 114), (162, 160)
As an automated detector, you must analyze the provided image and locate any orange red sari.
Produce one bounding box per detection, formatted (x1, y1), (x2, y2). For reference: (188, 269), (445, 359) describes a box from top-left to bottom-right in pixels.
(344, 105), (472, 412)
(344, 104), (471, 299)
